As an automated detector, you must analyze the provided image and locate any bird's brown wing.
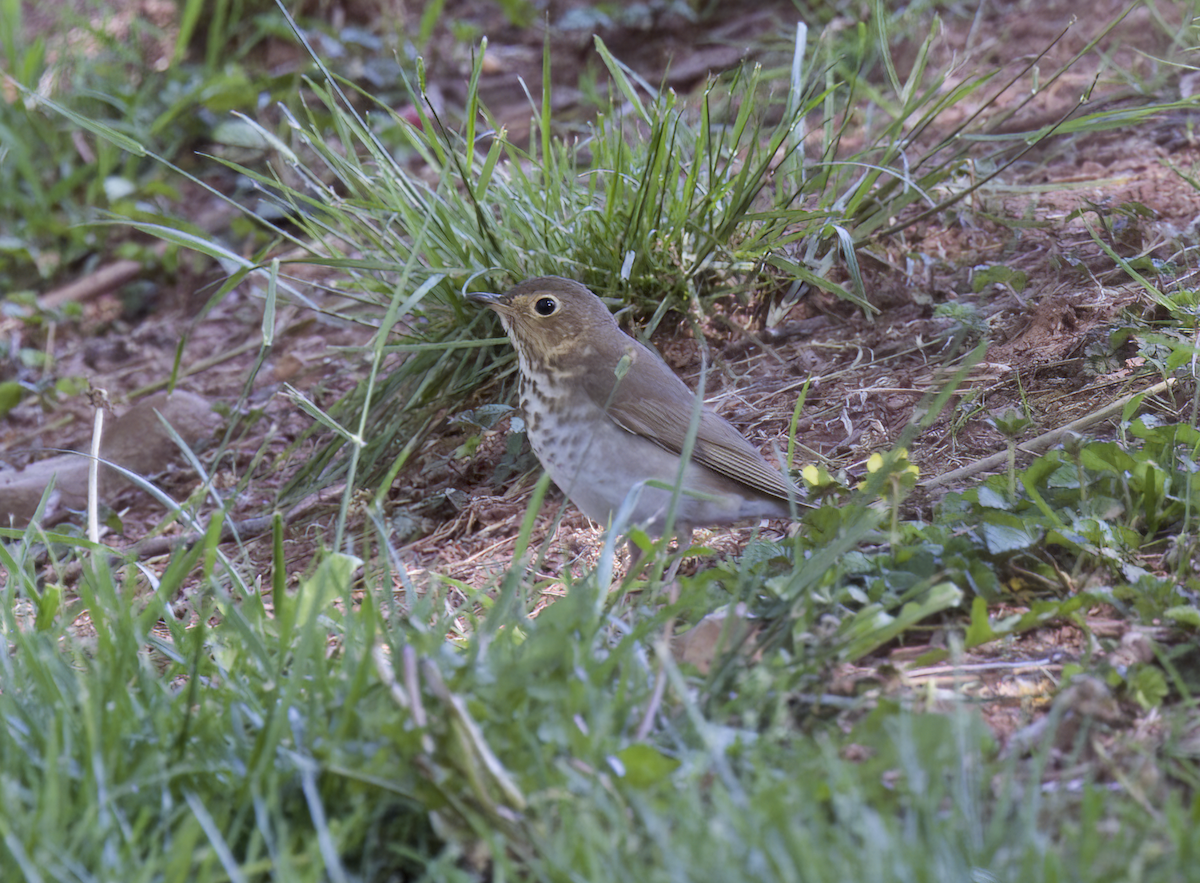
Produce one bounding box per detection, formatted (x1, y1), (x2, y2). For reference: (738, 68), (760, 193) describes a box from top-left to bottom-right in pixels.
(581, 341), (800, 503)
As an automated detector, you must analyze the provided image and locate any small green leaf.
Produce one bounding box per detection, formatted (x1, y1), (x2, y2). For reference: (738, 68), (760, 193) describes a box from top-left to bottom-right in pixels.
(0, 381), (25, 417)
(840, 582), (962, 661)
(989, 407), (1032, 437)
(1079, 442), (1137, 474)
(614, 744), (681, 788)
(971, 263), (1028, 293)
(975, 485), (1010, 510)
(290, 552), (361, 637)
(211, 118), (271, 150)
(34, 584), (61, 630)
(980, 515), (1039, 554)
(103, 509), (125, 535)
(1128, 665), (1168, 709)
(965, 596), (995, 646)
(55, 376), (89, 396)
(1164, 606), (1200, 629)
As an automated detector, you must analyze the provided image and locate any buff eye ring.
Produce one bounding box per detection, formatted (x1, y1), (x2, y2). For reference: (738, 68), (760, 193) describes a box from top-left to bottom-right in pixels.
(534, 296), (558, 316)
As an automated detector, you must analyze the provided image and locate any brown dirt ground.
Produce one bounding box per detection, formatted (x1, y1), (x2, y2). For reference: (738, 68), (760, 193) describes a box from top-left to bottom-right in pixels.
(5, 0), (1200, 756)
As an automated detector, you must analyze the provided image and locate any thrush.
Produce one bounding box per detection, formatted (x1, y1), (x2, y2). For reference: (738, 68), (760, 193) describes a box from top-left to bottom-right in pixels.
(469, 276), (802, 537)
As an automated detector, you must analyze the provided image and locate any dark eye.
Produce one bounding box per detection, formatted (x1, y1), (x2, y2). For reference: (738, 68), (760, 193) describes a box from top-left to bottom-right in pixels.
(534, 297), (557, 316)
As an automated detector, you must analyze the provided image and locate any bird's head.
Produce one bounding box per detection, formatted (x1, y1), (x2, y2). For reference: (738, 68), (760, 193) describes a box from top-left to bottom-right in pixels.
(469, 276), (622, 372)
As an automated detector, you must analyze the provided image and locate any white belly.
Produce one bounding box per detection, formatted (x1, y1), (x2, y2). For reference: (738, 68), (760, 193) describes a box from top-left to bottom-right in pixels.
(522, 382), (788, 534)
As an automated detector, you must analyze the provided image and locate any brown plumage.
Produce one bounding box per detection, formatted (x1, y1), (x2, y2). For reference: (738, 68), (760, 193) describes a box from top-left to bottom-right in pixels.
(470, 276), (802, 535)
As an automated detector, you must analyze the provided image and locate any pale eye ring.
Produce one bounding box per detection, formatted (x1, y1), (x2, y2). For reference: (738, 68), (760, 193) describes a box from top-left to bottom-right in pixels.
(534, 296), (557, 316)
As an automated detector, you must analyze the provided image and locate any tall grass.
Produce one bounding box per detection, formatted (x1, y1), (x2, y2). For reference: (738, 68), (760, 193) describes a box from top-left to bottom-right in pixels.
(2, 512), (1190, 880)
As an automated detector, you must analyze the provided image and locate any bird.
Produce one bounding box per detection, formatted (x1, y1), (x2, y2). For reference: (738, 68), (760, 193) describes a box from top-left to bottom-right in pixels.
(468, 276), (803, 540)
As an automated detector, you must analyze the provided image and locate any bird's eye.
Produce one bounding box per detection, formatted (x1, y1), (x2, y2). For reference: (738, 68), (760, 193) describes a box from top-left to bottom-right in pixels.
(533, 296), (558, 316)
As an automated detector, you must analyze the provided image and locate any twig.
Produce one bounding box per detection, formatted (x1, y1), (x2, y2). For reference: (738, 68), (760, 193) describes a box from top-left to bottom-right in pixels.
(39, 259), (142, 309)
(922, 378), (1176, 491)
(904, 656), (1064, 680)
(86, 388), (110, 544)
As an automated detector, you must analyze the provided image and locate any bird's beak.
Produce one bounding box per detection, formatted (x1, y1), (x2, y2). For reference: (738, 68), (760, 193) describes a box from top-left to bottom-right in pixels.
(467, 291), (504, 310)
